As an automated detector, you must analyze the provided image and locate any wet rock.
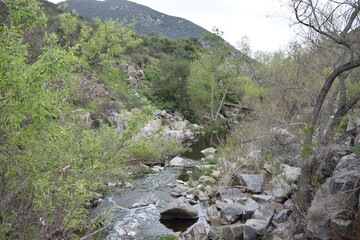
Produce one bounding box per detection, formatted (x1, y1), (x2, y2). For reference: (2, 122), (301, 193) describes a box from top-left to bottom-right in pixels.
(151, 165), (164, 172)
(182, 222), (207, 240)
(171, 185), (190, 197)
(218, 223), (244, 240)
(201, 147), (217, 155)
(253, 194), (273, 203)
(160, 197), (198, 219)
(274, 209), (291, 223)
(123, 182), (133, 189)
(220, 203), (245, 225)
(169, 156), (185, 166)
(234, 174), (264, 193)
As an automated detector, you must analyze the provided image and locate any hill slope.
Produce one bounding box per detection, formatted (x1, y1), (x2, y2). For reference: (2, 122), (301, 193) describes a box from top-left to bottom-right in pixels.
(61, 0), (210, 39)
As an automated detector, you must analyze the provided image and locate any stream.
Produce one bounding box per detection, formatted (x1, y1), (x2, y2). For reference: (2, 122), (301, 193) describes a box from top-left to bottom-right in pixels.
(95, 132), (223, 239)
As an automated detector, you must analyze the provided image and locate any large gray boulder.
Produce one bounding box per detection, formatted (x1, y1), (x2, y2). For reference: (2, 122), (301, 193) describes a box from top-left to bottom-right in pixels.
(220, 203), (245, 225)
(305, 153), (360, 240)
(244, 209), (274, 240)
(217, 223), (244, 240)
(234, 174), (264, 193)
(182, 223), (207, 240)
(169, 156), (185, 166)
(160, 197), (198, 219)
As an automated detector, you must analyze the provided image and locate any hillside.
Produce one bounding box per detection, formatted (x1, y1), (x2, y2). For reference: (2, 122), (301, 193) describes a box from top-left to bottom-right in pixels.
(60, 0), (210, 39)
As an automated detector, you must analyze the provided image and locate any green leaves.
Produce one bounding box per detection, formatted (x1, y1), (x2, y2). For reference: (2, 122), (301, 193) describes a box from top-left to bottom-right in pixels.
(79, 18), (142, 67)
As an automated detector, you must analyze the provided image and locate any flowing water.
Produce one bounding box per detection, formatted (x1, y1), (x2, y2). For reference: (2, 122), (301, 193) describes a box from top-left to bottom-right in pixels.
(97, 132), (223, 239)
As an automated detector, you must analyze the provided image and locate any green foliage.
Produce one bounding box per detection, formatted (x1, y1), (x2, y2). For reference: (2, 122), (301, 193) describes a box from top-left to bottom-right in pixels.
(152, 56), (191, 111)
(335, 116), (349, 133)
(79, 18), (142, 67)
(59, 12), (78, 36)
(300, 144), (313, 160)
(187, 31), (244, 121)
(160, 234), (179, 240)
(126, 136), (184, 163)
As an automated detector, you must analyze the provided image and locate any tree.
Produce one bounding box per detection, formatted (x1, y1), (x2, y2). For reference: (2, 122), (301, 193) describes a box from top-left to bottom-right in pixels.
(79, 18), (142, 67)
(187, 31), (239, 121)
(292, 0), (360, 143)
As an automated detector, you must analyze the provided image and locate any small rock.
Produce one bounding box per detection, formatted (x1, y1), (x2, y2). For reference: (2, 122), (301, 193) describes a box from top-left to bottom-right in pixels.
(284, 199), (294, 210)
(123, 182), (133, 189)
(253, 194), (273, 203)
(271, 201), (285, 213)
(211, 170), (221, 178)
(169, 156), (185, 166)
(107, 182), (117, 187)
(206, 204), (219, 220)
(244, 198), (261, 218)
(201, 147), (217, 155)
(160, 197), (198, 219)
(199, 175), (216, 183)
(274, 209), (291, 223)
(220, 203), (245, 225)
(198, 190), (209, 202)
(171, 185), (190, 197)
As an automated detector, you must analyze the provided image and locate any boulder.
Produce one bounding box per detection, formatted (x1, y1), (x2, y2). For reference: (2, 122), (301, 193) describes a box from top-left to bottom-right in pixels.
(207, 204), (219, 220)
(170, 185), (190, 197)
(271, 127), (296, 145)
(218, 223), (244, 240)
(160, 197), (198, 219)
(244, 198), (261, 218)
(305, 153), (360, 240)
(234, 174), (264, 193)
(169, 156), (185, 166)
(220, 203), (245, 225)
(217, 188), (246, 202)
(182, 223), (207, 240)
(244, 209), (274, 239)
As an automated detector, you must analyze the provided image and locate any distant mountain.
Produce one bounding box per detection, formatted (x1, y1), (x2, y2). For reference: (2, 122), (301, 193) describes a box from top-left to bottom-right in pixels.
(60, 0), (210, 40)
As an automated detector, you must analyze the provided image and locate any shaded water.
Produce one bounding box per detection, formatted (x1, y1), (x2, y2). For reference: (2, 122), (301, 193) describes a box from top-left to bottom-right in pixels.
(100, 131), (224, 239)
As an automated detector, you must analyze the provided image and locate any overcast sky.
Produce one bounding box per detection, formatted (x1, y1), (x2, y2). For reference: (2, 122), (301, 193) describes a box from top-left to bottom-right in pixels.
(48, 0), (295, 53)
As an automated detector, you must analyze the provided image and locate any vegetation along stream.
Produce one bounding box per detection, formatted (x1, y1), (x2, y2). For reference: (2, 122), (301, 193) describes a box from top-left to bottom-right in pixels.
(95, 132), (223, 239)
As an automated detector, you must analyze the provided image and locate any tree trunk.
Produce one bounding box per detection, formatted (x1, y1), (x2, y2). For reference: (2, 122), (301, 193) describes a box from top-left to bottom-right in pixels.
(306, 58), (360, 144)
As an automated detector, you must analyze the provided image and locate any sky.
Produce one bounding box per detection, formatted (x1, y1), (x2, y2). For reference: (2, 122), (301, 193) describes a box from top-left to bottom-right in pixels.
(48, 0), (295, 53)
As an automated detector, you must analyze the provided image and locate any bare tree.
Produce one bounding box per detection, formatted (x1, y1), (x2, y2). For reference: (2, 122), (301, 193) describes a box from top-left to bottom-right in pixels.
(292, 0), (360, 143)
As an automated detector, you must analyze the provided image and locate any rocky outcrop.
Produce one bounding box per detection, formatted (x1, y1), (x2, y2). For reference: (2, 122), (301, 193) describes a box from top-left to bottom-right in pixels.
(305, 153), (360, 240)
(160, 197), (199, 220)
